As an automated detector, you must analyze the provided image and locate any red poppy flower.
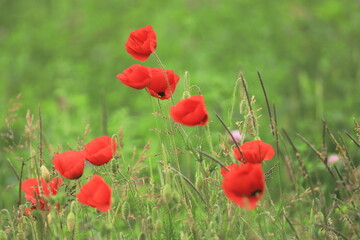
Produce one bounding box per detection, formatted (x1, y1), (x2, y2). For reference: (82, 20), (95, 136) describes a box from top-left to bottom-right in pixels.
(170, 95), (208, 126)
(76, 175), (112, 212)
(84, 136), (117, 166)
(21, 177), (62, 214)
(145, 67), (180, 100)
(116, 64), (151, 89)
(221, 163), (265, 210)
(233, 140), (275, 164)
(125, 25), (157, 61)
(52, 150), (85, 179)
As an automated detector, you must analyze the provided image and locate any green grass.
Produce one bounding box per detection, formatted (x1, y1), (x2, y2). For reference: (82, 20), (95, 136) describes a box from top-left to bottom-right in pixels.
(1, 0), (360, 239)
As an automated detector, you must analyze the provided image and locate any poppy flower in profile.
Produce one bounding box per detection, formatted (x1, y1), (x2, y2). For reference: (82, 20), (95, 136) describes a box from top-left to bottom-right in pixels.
(125, 25), (157, 61)
(21, 177), (62, 214)
(116, 64), (151, 89)
(52, 150), (85, 179)
(146, 67), (180, 100)
(170, 95), (209, 126)
(221, 163), (265, 210)
(233, 140), (275, 164)
(76, 175), (112, 212)
(84, 136), (117, 166)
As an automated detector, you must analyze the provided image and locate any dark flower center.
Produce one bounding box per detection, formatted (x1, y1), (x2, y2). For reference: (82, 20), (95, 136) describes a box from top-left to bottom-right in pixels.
(157, 92), (165, 97)
(250, 189), (262, 197)
(200, 115), (208, 123)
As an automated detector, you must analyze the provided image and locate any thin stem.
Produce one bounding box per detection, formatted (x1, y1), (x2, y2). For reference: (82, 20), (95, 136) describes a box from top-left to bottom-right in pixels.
(17, 162), (25, 207)
(159, 161), (207, 205)
(283, 209), (300, 240)
(345, 131), (360, 148)
(240, 74), (258, 137)
(38, 105), (43, 165)
(257, 71), (274, 135)
(194, 149), (229, 171)
(102, 95), (108, 136)
(282, 129), (316, 199)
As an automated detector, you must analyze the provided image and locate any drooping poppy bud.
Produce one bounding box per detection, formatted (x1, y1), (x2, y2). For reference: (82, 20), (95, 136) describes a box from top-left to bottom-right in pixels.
(125, 25), (157, 61)
(170, 95), (208, 126)
(221, 163), (265, 210)
(40, 165), (51, 182)
(233, 140), (275, 164)
(84, 136), (117, 166)
(116, 64), (151, 89)
(52, 150), (85, 179)
(146, 67), (180, 100)
(76, 175), (112, 212)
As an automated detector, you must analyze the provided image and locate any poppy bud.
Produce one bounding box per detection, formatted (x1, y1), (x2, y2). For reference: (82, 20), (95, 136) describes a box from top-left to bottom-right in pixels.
(40, 165), (51, 182)
(67, 212), (76, 232)
(52, 150), (85, 179)
(125, 25), (157, 61)
(146, 67), (180, 100)
(195, 173), (204, 191)
(117, 64), (151, 89)
(16, 232), (26, 240)
(170, 95), (209, 126)
(233, 140), (275, 164)
(161, 184), (173, 205)
(314, 212), (324, 224)
(84, 136), (117, 166)
(137, 232), (146, 240)
(154, 219), (162, 233)
(318, 228), (326, 238)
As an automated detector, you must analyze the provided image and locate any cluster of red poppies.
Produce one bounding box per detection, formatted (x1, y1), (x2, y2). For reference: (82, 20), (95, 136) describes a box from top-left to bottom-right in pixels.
(21, 136), (116, 214)
(21, 26), (275, 215)
(118, 26), (275, 210)
(222, 140), (275, 209)
(117, 25), (209, 126)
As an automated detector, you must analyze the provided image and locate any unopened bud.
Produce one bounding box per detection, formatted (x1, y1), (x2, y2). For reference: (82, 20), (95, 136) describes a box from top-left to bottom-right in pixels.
(154, 219), (162, 232)
(119, 232), (126, 240)
(195, 174), (203, 192)
(47, 212), (53, 224)
(138, 232), (146, 240)
(172, 191), (180, 205)
(318, 228), (326, 238)
(67, 212), (76, 232)
(314, 212), (324, 224)
(40, 165), (51, 182)
(16, 232), (26, 240)
(162, 184), (173, 205)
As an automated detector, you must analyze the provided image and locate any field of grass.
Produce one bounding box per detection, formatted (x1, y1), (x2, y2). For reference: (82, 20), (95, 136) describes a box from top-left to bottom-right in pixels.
(1, 0), (359, 239)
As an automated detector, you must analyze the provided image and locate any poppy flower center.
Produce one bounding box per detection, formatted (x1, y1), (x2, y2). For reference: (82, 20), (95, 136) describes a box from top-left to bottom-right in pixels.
(249, 189), (262, 197)
(157, 92), (165, 97)
(200, 115), (208, 123)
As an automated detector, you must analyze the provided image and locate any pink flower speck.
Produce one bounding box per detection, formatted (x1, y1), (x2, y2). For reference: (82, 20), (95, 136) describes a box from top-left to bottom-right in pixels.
(327, 154), (339, 164)
(229, 130), (243, 143)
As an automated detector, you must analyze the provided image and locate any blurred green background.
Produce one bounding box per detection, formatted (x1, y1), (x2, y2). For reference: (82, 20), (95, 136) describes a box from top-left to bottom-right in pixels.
(1, 0), (359, 208)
